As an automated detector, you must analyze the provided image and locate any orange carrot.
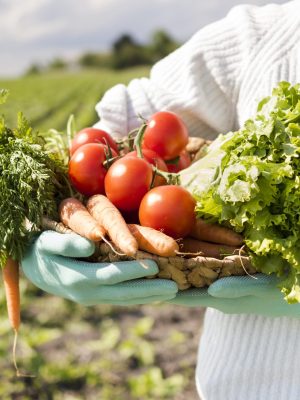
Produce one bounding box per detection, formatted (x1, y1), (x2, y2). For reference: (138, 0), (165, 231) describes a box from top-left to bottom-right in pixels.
(2, 258), (24, 376)
(87, 195), (138, 257)
(59, 198), (106, 241)
(3, 258), (20, 333)
(3, 259), (35, 377)
(190, 219), (244, 246)
(128, 224), (179, 257)
(179, 237), (240, 259)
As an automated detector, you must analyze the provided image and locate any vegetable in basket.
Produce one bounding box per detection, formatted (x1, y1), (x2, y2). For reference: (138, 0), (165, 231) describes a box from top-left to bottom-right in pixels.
(179, 82), (300, 303)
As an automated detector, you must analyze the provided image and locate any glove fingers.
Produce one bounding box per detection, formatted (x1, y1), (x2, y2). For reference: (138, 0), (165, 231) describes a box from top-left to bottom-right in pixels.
(97, 279), (178, 300)
(95, 259), (160, 284)
(23, 255), (161, 289)
(208, 273), (279, 298)
(167, 288), (214, 307)
(167, 290), (252, 312)
(51, 257), (159, 285)
(37, 231), (95, 258)
(99, 295), (176, 305)
(69, 279), (178, 305)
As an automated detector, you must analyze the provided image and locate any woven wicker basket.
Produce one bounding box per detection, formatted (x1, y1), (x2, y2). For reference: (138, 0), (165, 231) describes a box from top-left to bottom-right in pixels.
(94, 243), (255, 290)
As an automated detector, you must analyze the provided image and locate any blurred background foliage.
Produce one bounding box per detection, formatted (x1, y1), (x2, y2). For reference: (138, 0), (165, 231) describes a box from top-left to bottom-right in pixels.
(0, 278), (203, 399)
(24, 30), (180, 76)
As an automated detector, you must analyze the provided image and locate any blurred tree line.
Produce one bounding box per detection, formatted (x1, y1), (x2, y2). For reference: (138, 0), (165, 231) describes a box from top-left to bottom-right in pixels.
(26, 30), (180, 75)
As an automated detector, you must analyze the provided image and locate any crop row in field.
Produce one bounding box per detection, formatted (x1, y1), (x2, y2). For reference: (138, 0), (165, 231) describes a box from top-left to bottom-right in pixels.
(0, 67), (150, 132)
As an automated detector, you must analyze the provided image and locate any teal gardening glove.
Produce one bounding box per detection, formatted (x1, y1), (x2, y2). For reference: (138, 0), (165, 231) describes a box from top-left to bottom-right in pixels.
(168, 274), (300, 318)
(21, 231), (178, 306)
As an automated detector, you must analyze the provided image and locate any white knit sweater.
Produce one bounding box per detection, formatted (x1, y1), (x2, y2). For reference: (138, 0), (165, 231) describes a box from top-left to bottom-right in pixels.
(94, 1), (300, 399)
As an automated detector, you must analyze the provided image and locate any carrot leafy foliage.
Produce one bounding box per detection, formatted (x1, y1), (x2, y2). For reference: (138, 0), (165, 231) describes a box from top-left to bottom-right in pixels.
(0, 90), (69, 268)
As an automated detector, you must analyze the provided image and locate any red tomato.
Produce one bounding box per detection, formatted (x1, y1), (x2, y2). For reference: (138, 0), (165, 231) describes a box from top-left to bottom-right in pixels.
(104, 156), (153, 212)
(69, 143), (117, 196)
(143, 111), (189, 160)
(167, 150), (191, 173)
(125, 149), (168, 187)
(70, 127), (118, 156)
(139, 185), (196, 239)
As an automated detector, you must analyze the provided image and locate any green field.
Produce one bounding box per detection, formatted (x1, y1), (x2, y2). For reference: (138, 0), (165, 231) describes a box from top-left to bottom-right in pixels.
(0, 67), (149, 132)
(0, 69), (203, 400)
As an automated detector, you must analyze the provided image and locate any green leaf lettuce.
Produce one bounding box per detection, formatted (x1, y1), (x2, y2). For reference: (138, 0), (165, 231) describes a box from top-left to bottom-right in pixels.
(180, 82), (300, 303)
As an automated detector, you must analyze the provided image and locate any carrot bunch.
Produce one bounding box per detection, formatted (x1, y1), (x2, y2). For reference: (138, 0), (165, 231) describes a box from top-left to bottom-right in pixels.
(56, 195), (244, 261)
(59, 195), (180, 258)
(47, 195), (247, 292)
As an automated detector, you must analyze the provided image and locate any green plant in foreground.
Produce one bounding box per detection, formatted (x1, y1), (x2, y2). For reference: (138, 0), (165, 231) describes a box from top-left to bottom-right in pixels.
(0, 89), (68, 268)
(128, 367), (185, 399)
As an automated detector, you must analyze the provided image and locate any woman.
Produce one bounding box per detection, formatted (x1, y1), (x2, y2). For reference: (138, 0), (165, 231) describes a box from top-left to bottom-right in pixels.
(22, 1), (300, 398)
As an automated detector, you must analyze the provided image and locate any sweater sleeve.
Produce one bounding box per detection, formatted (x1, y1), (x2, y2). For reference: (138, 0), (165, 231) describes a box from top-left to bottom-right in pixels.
(93, 3), (283, 140)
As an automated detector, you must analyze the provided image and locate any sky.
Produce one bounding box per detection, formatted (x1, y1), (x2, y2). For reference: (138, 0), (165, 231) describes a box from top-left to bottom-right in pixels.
(0, 0), (287, 77)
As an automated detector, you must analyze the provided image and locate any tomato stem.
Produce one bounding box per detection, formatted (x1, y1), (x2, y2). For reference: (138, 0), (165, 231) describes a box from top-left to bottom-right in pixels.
(134, 123), (147, 158)
(137, 113), (148, 124)
(128, 127), (139, 137)
(103, 155), (121, 169)
(116, 128), (139, 152)
(150, 166), (157, 189)
(153, 166), (180, 185)
(128, 127), (140, 151)
(103, 139), (115, 169)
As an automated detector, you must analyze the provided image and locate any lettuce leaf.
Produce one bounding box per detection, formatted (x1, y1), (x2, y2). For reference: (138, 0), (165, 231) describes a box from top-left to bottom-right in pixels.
(180, 81), (300, 302)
